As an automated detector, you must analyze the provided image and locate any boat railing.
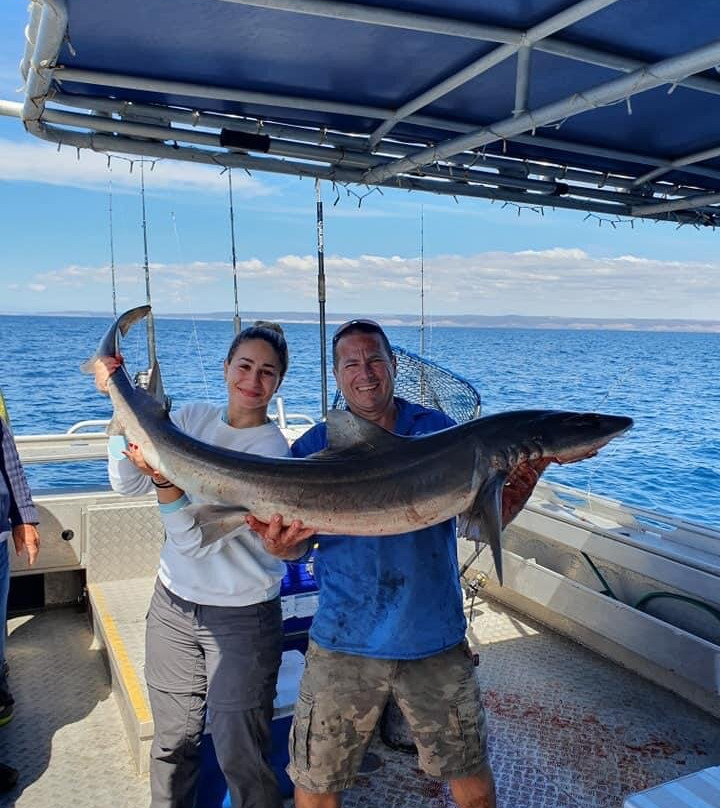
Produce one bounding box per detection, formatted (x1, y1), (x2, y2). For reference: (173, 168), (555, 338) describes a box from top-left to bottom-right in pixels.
(66, 419), (113, 433)
(519, 480), (720, 588)
(15, 429), (110, 464)
(14, 397), (316, 465)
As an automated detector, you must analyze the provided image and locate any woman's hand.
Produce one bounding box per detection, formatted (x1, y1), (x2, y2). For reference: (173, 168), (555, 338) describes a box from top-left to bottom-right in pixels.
(124, 442), (185, 502)
(123, 443), (174, 486)
(93, 355), (123, 394)
(122, 442), (160, 478)
(246, 513), (315, 559)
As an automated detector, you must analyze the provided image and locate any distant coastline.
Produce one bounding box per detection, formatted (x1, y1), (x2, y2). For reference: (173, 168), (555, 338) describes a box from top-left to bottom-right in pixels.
(1, 310), (718, 333)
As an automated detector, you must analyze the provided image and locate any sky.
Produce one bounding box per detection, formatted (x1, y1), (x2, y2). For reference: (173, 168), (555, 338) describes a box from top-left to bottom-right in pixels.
(1, 6), (719, 321)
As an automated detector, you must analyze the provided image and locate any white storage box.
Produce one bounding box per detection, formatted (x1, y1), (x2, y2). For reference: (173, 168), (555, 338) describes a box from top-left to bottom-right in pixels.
(623, 766), (720, 807)
(274, 649), (306, 719)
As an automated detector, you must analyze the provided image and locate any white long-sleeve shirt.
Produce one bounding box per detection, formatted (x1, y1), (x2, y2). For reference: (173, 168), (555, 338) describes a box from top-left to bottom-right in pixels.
(108, 402), (290, 606)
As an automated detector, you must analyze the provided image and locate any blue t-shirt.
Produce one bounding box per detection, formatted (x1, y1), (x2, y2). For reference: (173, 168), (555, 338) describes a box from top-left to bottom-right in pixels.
(291, 397), (466, 659)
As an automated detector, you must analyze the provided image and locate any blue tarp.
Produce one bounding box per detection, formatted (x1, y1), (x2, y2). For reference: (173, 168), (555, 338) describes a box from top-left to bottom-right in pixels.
(14, 0), (720, 223)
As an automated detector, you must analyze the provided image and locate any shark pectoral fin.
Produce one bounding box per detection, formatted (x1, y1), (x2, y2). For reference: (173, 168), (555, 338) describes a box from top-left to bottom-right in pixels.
(187, 503), (250, 547)
(458, 475), (506, 586)
(79, 356), (97, 374)
(501, 458), (551, 527)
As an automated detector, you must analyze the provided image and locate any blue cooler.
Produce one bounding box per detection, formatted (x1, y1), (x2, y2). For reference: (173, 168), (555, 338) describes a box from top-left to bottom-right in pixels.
(197, 650), (306, 806)
(280, 561), (319, 654)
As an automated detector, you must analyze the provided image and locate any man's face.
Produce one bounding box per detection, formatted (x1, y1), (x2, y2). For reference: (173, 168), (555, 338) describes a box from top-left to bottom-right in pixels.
(333, 332), (396, 420)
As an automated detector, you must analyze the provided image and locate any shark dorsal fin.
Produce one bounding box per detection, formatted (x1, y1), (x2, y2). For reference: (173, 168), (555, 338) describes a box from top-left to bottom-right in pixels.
(147, 362), (171, 413)
(311, 410), (405, 458)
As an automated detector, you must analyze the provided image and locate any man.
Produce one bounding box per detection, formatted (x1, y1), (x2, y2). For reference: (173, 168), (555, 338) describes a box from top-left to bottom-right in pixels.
(0, 416), (40, 791)
(248, 319), (496, 808)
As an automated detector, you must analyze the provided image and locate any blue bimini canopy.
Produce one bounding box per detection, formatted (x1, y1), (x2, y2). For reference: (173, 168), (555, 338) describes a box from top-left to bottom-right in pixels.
(5, 0), (720, 226)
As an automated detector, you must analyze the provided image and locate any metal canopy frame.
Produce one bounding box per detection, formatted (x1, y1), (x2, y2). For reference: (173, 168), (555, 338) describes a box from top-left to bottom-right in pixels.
(5, 0), (720, 225)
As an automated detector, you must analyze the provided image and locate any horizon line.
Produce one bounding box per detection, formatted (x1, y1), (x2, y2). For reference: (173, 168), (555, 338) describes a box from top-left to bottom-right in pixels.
(1, 309), (719, 327)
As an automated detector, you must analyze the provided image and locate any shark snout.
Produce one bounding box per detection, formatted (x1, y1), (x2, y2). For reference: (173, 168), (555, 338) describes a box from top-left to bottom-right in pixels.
(551, 412), (633, 464)
(564, 412), (633, 437)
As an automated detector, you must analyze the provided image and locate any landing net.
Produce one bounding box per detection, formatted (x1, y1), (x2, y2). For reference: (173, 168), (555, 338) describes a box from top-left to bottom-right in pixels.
(332, 346), (481, 424)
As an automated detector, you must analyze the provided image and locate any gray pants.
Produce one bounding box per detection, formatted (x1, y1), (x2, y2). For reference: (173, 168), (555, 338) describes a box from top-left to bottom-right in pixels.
(145, 579), (283, 808)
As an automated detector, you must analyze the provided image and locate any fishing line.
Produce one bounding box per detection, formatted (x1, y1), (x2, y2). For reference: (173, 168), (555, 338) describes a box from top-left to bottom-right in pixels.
(108, 171), (117, 317)
(582, 359), (638, 509)
(417, 206), (435, 360)
(171, 211), (211, 403)
(595, 359), (638, 410)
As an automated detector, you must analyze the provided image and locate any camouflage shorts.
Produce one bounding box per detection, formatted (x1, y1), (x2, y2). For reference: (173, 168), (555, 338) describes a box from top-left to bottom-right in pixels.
(287, 640), (489, 793)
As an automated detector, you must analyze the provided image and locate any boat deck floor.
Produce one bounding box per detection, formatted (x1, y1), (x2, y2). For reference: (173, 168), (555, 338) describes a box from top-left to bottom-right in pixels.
(0, 580), (718, 808)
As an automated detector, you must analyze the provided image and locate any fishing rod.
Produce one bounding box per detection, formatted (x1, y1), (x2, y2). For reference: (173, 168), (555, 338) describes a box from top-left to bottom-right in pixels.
(316, 179), (328, 418)
(108, 173), (117, 317)
(139, 159), (157, 368)
(228, 169), (242, 335)
(418, 205), (428, 404)
(419, 204), (425, 357)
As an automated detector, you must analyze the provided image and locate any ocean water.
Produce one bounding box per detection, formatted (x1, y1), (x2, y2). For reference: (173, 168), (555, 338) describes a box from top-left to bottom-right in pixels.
(0, 314), (718, 528)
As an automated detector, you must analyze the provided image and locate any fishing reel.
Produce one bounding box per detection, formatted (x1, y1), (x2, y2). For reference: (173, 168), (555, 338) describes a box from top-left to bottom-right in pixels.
(133, 369), (151, 389)
(134, 369), (172, 412)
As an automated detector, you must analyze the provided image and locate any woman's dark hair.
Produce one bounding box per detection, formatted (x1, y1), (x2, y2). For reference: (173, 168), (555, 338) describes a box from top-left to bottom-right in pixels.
(226, 321), (289, 384)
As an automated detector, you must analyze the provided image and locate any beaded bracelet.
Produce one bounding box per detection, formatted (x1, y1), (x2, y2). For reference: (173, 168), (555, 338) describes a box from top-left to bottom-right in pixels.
(152, 478), (174, 489)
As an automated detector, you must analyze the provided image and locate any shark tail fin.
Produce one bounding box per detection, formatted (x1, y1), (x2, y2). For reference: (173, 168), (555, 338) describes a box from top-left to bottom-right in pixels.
(80, 305), (152, 373)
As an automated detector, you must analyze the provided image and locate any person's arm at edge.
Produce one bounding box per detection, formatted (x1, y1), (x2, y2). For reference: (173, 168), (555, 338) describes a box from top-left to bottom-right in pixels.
(1, 422), (40, 566)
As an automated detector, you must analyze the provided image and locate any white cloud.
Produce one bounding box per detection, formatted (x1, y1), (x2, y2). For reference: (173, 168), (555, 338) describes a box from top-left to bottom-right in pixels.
(517, 247), (588, 260)
(0, 137), (272, 197)
(8, 247), (720, 320)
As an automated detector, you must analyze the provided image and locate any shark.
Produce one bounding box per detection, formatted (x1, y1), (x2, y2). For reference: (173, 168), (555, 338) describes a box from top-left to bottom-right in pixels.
(84, 305), (633, 583)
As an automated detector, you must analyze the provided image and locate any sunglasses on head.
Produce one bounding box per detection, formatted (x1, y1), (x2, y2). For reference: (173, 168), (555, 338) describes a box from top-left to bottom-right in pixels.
(331, 318), (384, 345)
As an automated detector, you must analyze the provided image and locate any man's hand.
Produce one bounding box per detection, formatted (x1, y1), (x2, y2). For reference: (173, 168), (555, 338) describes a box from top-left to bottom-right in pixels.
(246, 513), (315, 559)
(12, 524), (39, 567)
(93, 355), (123, 394)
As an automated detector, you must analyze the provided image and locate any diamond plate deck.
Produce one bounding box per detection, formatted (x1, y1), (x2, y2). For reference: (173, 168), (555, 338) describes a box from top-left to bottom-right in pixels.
(0, 591), (718, 808)
(0, 609), (151, 808)
(86, 577), (155, 774)
(338, 597), (720, 808)
(84, 501), (165, 583)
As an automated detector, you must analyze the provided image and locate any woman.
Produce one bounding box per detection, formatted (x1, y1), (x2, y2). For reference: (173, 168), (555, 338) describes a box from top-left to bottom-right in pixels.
(94, 322), (312, 808)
